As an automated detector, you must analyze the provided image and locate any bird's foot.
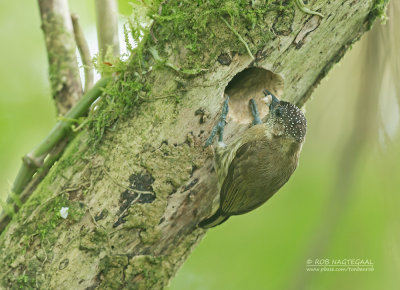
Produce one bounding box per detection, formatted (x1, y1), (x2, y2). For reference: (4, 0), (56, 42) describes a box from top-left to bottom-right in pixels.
(263, 89), (280, 111)
(205, 96), (229, 147)
(295, 0), (324, 18)
(249, 99), (262, 126)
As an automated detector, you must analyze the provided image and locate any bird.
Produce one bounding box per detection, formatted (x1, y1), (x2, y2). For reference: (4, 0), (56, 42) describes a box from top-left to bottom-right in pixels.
(199, 90), (307, 228)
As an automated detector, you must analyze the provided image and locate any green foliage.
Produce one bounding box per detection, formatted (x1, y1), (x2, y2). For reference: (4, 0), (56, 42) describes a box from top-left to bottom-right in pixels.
(16, 274), (32, 289)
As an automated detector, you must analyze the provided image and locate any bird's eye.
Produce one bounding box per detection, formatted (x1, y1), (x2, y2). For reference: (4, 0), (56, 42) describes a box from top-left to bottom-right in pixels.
(275, 107), (283, 117)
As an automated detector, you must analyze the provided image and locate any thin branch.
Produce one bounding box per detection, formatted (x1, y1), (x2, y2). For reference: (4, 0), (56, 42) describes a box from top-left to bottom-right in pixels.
(71, 13), (94, 93)
(38, 0), (83, 115)
(0, 139), (68, 233)
(295, 0), (324, 18)
(95, 0), (120, 60)
(0, 77), (111, 225)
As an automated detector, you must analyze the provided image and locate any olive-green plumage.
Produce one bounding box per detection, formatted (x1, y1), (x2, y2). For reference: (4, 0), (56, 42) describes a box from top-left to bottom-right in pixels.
(199, 93), (306, 228)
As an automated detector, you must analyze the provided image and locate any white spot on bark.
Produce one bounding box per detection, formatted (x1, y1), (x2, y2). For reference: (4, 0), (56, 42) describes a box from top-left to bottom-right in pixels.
(60, 207), (69, 219)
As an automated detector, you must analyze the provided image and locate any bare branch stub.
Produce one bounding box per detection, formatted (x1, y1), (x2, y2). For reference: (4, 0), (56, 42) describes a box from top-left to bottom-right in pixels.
(71, 13), (94, 93)
(38, 0), (83, 115)
(95, 0), (120, 60)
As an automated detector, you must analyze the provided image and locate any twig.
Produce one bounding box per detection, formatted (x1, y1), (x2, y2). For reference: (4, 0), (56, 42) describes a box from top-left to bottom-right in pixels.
(38, 0), (83, 115)
(71, 13), (94, 93)
(0, 78), (111, 220)
(95, 0), (120, 60)
(295, 0), (324, 18)
(219, 16), (255, 60)
(0, 140), (68, 233)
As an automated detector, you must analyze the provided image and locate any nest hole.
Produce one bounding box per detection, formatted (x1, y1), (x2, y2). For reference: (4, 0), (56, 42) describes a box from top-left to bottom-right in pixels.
(225, 67), (284, 124)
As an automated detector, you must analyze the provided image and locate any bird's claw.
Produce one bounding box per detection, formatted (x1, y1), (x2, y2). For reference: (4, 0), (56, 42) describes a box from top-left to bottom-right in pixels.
(249, 99), (262, 125)
(205, 120), (227, 147)
(205, 97), (230, 147)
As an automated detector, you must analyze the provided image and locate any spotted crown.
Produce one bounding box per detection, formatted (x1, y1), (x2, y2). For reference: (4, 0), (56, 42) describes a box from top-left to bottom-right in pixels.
(274, 101), (307, 143)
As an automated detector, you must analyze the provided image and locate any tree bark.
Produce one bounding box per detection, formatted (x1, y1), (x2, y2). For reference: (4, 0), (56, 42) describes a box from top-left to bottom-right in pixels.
(38, 0), (83, 115)
(95, 0), (120, 59)
(0, 0), (385, 288)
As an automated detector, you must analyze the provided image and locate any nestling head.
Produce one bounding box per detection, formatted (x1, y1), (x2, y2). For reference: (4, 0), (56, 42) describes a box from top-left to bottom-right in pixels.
(263, 89), (307, 143)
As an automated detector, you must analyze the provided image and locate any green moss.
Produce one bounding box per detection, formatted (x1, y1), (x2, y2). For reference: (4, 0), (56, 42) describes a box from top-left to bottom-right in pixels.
(141, 142), (200, 193)
(87, 76), (147, 143)
(366, 0), (388, 29)
(19, 257), (43, 289)
(50, 134), (85, 179)
(11, 192), (86, 254)
(124, 255), (170, 289)
(8, 256), (44, 289)
(68, 201), (86, 221)
(139, 227), (161, 244)
(271, 3), (295, 36)
(154, 0), (278, 67)
(119, 140), (204, 244)
(124, 200), (165, 231)
(84, 0), (294, 146)
(0, 193), (82, 287)
(98, 255), (129, 289)
(15, 274), (34, 289)
(34, 197), (67, 240)
(79, 228), (108, 255)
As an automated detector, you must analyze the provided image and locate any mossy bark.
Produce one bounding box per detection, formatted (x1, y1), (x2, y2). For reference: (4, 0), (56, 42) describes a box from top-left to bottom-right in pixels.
(0, 0), (385, 288)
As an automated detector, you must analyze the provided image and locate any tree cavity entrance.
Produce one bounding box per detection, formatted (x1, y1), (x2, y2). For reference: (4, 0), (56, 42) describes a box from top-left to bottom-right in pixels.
(225, 68), (284, 124)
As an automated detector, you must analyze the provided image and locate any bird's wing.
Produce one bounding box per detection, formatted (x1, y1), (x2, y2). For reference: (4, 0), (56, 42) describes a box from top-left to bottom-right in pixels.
(220, 140), (276, 215)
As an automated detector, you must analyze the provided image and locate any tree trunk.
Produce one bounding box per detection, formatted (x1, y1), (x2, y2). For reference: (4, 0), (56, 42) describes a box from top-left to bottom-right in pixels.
(0, 0), (385, 288)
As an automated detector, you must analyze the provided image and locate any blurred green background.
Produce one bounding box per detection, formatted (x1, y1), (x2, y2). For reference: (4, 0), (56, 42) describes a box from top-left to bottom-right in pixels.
(0, 1), (399, 289)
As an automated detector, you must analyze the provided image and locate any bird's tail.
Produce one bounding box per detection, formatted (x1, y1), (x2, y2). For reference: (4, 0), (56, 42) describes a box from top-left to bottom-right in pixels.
(198, 208), (230, 229)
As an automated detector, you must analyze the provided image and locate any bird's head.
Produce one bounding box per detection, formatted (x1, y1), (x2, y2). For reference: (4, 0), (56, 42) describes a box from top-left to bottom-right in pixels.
(263, 89), (307, 143)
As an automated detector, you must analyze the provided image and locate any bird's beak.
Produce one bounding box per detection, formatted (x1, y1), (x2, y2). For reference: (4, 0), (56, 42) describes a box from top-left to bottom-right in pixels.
(263, 89), (280, 112)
